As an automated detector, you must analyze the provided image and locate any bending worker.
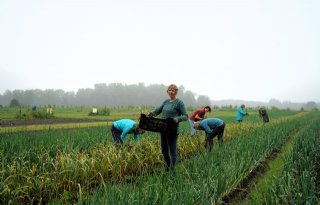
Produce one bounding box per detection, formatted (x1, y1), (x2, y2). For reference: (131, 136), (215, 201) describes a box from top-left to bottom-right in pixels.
(194, 118), (225, 151)
(111, 119), (145, 146)
(189, 105), (211, 136)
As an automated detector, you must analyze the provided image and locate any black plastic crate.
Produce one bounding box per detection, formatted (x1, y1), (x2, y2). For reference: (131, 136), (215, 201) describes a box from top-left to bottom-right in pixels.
(139, 114), (177, 134)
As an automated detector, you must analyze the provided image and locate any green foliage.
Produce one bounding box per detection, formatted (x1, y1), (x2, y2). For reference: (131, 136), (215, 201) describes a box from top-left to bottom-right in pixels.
(1, 109), (319, 204)
(186, 106), (195, 112)
(14, 109), (54, 119)
(79, 113), (317, 205)
(88, 107), (111, 116)
(251, 113), (320, 204)
(9, 98), (20, 107)
(31, 110), (55, 119)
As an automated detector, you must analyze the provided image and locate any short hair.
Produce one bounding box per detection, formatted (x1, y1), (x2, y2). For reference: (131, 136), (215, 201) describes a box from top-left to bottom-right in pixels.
(167, 84), (178, 92)
(204, 106), (211, 112)
(135, 127), (145, 134)
(241, 104), (245, 108)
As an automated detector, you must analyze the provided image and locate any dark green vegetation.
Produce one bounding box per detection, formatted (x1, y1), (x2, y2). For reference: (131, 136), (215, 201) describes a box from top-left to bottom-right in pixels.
(0, 108), (319, 204)
(0, 84), (211, 107)
(78, 112), (320, 205)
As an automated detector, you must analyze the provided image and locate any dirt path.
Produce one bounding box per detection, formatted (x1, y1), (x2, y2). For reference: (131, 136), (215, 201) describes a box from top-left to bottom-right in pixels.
(0, 118), (110, 127)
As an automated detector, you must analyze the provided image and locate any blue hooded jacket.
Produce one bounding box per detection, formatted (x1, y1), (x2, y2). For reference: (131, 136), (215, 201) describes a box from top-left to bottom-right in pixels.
(113, 119), (140, 143)
(236, 106), (247, 121)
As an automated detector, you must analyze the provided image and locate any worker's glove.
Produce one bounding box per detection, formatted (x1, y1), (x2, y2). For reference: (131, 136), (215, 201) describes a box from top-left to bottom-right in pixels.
(173, 117), (179, 123)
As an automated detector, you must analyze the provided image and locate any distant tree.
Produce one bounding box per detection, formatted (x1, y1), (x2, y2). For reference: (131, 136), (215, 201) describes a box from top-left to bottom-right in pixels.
(10, 98), (20, 107)
(213, 105), (219, 109)
(269, 98), (282, 109)
(304, 101), (317, 111)
(0, 83), (201, 107)
(182, 90), (197, 107)
(197, 95), (211, 107)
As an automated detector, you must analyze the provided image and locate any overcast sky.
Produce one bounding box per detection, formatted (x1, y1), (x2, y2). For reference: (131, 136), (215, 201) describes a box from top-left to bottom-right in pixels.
(0, 0), (319, 103)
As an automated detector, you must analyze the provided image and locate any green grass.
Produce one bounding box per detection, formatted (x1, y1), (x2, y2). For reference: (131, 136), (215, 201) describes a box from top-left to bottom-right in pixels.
(1, 106), (299, 121)
(236, 124), (301, 205)
(0, 108), (314, 204)
(77, 114), (315, 205)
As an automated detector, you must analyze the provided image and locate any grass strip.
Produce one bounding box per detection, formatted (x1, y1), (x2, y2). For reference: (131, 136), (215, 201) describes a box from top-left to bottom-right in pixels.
(0, 121), (111, 133)
(231, 120), (305, 205)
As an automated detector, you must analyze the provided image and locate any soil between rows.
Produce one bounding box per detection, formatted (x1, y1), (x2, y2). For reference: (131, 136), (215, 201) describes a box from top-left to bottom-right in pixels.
(0, 118), (111, 127)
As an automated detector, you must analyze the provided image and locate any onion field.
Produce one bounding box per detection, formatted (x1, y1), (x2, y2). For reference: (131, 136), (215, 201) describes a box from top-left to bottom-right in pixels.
(0, 108), (319, 204)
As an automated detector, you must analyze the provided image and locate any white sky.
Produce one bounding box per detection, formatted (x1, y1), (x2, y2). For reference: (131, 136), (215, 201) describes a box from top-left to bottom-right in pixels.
(0, 0), (319, 103)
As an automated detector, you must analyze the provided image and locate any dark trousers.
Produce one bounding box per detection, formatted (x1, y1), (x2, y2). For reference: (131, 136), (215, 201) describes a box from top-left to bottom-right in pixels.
(111, 124), (123, 145)
(206, 122), (225, 151)
(262, 114), (269, 122)
(160, 132), (178, 171)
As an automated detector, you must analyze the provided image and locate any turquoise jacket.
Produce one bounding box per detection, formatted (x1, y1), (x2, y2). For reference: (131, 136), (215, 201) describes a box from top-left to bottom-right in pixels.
(199, 118), (224, 135)
(236, 107), (247, 121)
(113, 119), (140, 143)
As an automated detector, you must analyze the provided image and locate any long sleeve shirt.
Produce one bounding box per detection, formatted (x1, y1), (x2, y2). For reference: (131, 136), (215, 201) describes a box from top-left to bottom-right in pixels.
(189, 108), (206, 121)
(236, 107), (247, 121)
(150, 98), (188, 134)
(113, 119), (140, 143)
(199, 118), (224, 136)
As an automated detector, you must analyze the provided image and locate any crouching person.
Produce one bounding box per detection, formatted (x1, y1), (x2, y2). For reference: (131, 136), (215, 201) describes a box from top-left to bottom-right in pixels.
(111, 119), (145, 146)
(194, 118), (225, 151)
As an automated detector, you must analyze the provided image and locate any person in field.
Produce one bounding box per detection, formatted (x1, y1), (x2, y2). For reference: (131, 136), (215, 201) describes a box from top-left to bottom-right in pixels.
(236, 104), (249, 123)
(111, 119), (145, 146)
(189, 105), (211, 136)
(194, 118), (225, 151)
(148, 84), (188, 172)
(259, 106), (269, 123)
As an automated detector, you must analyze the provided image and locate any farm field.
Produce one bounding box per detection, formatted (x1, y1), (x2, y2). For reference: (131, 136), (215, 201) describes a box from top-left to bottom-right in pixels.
(0, 107), (319, 204)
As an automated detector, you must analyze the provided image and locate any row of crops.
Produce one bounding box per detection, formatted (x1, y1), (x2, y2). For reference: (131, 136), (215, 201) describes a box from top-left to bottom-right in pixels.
(0, 110), (319, 204)
(78, 112), (320, 205)
(252, 116), (320, 204)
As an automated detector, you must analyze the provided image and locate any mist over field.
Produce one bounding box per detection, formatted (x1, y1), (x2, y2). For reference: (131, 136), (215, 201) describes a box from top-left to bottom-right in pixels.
(0, 83), (319, 110)
(1, 0), (320, 103)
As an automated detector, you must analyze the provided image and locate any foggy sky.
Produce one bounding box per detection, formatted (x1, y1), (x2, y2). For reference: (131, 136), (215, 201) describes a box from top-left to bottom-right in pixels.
(0, 0), (319, 103)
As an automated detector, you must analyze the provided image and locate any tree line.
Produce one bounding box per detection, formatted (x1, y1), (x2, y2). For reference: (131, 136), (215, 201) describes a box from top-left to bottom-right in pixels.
(0, 83), (212, 107)
(1, 83), (318, 110)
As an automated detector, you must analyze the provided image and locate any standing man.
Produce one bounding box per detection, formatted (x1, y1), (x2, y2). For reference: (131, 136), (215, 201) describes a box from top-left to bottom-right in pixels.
(194, 118), (225, 151)
(189, 106), (211, 136)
